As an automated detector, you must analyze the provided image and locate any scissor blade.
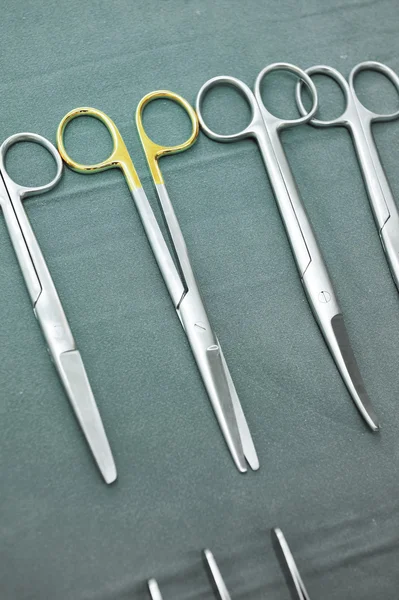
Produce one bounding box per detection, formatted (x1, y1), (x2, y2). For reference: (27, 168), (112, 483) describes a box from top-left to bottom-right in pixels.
(149, 183), (256, 470)
(178, 292), (248, 472)
(329, 313), (379, 430)
(273, 528), (311, 600)
(147, 579), (163, 600)
(55, 350), (116, 483)
(206, 344), (247, 472)
(301, 260), (379, 430)
(218, 343), (259, 470)
(203, 549), (232, 600)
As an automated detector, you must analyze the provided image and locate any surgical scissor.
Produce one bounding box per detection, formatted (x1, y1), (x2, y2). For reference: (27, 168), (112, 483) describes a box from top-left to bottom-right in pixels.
(0, 133), (116, 483)
(296, 61), (399, 291)
(57, 92), (259, 473)
(148, 528), (310, 599)
(196, 63), (379, 431)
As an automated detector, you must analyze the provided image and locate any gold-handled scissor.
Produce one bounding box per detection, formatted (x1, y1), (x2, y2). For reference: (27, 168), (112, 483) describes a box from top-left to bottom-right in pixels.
(57, 91), (259, 473)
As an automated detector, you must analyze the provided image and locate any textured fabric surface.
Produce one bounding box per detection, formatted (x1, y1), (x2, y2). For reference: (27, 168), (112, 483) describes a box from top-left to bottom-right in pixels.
(1, 1), (399, 598)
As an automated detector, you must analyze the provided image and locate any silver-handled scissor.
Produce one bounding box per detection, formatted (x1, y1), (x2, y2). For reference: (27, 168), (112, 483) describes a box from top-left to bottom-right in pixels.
(57, 93), (259, 473)
(0, 133), (116, 483)
(296, 61), (399, 291)
(196, 63), (379, 431)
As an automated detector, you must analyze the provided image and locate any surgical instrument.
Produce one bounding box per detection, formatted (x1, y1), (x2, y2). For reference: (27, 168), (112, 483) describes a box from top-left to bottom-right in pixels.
(0, 133), (116, 483)
(196, 63), (379, 431)
(57, 94), (259, 472)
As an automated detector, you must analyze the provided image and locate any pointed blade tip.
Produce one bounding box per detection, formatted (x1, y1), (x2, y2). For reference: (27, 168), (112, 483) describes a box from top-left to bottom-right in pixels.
(362, 404), (380, 431)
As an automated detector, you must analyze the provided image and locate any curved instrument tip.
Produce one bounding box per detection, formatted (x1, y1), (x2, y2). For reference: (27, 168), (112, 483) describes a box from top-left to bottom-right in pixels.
(367, 417), (380, 432)
(329, 314), (380, 431)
